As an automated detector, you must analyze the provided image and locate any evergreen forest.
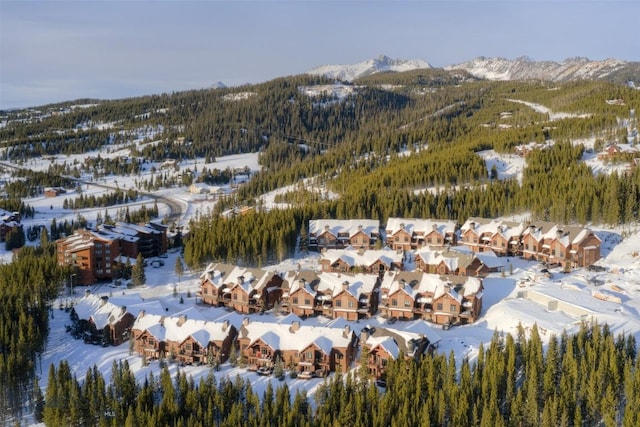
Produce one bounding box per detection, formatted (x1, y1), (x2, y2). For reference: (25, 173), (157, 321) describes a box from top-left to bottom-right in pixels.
(39, 323), (640, 427)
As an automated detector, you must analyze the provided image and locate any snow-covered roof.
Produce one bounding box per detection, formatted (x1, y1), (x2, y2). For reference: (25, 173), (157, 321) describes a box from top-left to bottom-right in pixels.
(320, 247), (402, 268)
(132, 313), (235, 345)
(316, 272), (379, 298)
(73, 293), (130, 329)
(381, 271), (483, 300)
(386, 218), (456, 236)
(309, 219), (379, 238)
(366, 335), (400, 359)
(241, 320), (354, 353)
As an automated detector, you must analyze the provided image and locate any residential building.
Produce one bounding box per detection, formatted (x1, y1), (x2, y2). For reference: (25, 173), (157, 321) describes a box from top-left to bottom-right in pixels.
(308, 219), (380, 251)
(521, 222), (601, 268)
(0, 209), (21, 243)
(459, 218), (523, 256)
(56, 222), (168, 285)
(379, 271), (484, 326)
(236, 318), (358, 376)
(361, 325), (437, 379)
(385, 218), (457, 251)
(198, 263), (284, 313)
(56, 228), (120, 285)
(71, 292), (136, 346)
(131, 312), (237, 365)
(319, 246), (403, 274)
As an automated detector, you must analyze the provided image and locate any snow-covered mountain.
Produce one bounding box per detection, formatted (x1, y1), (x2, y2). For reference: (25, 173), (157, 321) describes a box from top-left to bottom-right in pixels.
(445, 56), (637, 82)
(307, 55), (431, 81)
(210, 81), (227, 89)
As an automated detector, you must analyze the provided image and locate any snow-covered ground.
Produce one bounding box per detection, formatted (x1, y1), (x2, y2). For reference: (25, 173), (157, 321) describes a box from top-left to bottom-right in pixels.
(29, 222), (640, 404)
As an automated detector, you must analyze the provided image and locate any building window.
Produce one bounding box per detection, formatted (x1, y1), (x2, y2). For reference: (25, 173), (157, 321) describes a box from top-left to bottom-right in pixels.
(292, 297), (298, 304)
(185, 344), (192, 351)
(391, 299), (397, 307)
(404, 300), (411, 307)
(261, 347), (269, 356)
(450, 305), (456, 312)
(348, 300), (354, 308)
(233, 294), (237, 300)
(335, 300), (342, 307)
(148, 338), (155, 346)
(305, 299), (311, 305)
(436, 303), (443, 311)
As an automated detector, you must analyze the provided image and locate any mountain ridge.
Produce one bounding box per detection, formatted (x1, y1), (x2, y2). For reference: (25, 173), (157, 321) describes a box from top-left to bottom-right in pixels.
(306, 54), (432, 82)
(307, 55), (640, 85)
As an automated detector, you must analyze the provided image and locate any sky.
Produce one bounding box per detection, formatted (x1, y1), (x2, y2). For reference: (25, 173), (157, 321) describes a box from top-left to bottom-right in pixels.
(1, 0), (639, 110)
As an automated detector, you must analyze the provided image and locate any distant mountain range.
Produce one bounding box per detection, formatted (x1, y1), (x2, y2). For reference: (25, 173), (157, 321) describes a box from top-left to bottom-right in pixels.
(446, 56), (639, 83)
(306, 55), (432, 81)
(307, 55), (640, 85)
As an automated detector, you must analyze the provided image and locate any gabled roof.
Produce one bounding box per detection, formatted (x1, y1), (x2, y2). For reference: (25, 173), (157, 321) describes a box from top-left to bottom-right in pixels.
(239, 320), (354, 352)
(321, 247), (402, 269)
(309, 219), (380, 238)
(132, 313), (235, 345)
(386, 218), (456, 236)
(316, 272), (378, 298)
(73, 293), (130, 329)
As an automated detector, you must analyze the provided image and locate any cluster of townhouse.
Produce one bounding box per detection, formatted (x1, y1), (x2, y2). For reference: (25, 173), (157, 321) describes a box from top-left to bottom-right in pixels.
(71, 292), (439, 379)
(66, 215), (602, 380)
(310, 217), (601, 269)
(198, 262), (484, 327)
(0, 208), (22, 243)
(55, 221), (168, 285)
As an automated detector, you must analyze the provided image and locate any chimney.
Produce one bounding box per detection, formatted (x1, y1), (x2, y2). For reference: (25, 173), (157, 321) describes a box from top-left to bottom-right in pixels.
(222, 319), (229, 332)
(556, 229), (563, 239)
(238, 275), (245, 286)
(120, 306), (127, 316)
(360, 327), (370, 343)
(242, 317), (250, 327)
(324, 224), (330, 232)
(432, 223), (438, 231)
(342, 280), (349, 291)
(138, 310), (146, 319)
(358, 247), (365, 255)
(343, 325), (351, 338)
(177, 315), (187, 327)
(299, 278), (306, 288)
(290, 321), (300, 333)
(100, 296), (109, 306)
(358, 224), (363, 231)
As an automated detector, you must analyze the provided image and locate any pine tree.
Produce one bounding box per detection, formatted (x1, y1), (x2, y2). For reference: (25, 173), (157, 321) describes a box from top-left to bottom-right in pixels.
(175, 256), (184, 284)
(131, 253), (146, 287)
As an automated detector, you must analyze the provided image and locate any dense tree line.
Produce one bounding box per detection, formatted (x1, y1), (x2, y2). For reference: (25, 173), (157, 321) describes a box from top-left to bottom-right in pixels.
(38, 322), (640, 426)
(0, 242), (68, 421)
(63, 188), (140, 210)
(183, 209), (302, 269)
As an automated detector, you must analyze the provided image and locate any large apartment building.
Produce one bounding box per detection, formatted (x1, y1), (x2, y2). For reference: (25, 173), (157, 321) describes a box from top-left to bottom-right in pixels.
(56, 222), (168, 285)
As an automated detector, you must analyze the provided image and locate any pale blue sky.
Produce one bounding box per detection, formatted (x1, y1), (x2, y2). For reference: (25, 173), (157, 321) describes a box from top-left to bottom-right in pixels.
(1, 0), (638, 109)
